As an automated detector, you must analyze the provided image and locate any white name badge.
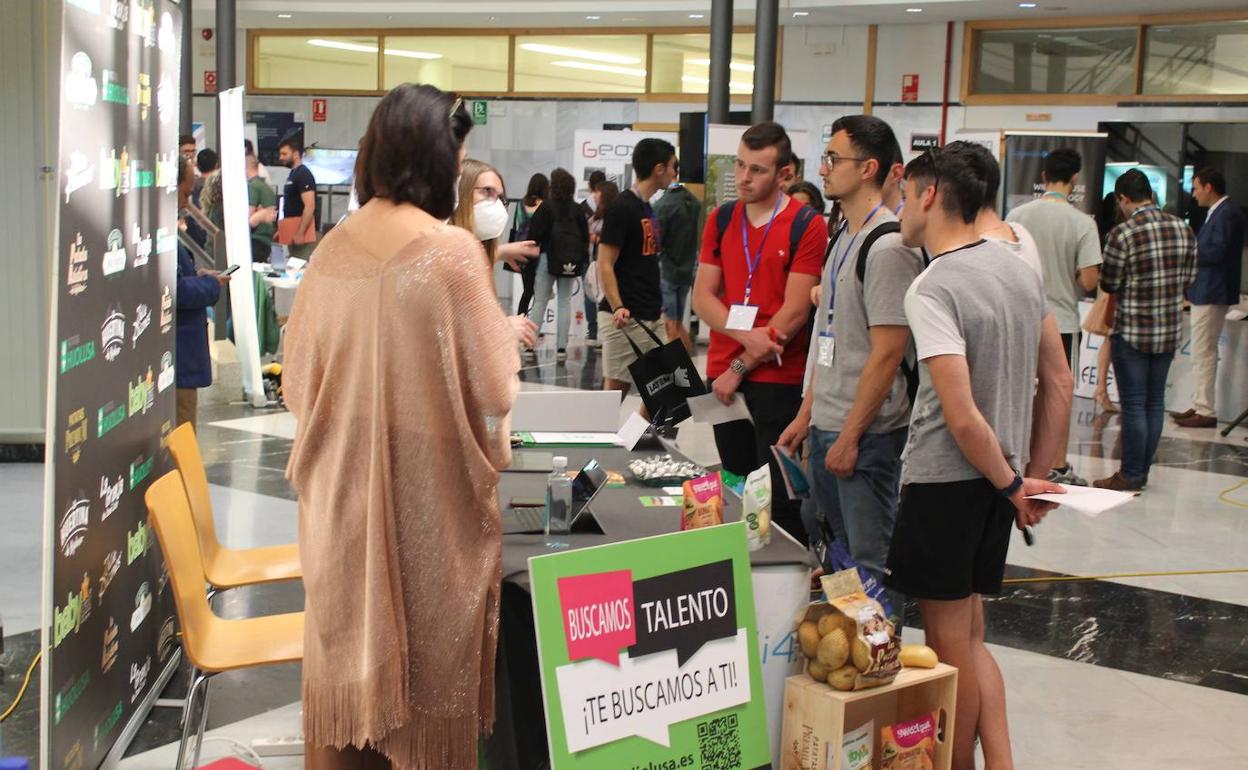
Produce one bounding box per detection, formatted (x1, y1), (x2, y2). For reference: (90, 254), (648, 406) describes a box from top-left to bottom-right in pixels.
(725, 303), (759, 331)
(817, 334), (835, 367)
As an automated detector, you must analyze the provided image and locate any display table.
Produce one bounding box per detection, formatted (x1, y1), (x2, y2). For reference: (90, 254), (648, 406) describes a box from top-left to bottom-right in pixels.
(488, 441), (814, 770)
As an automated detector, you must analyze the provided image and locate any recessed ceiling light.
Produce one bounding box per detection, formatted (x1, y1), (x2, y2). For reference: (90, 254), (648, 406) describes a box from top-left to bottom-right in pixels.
(793, 11), (809, 17)
(1019, 2), (1037, 7)
(586, 15), (601, 20)
(689, 13), (705, 19)
(277, 13), (292, 18)
(521, 43), (641, 65)
(906, 7), (923, 12)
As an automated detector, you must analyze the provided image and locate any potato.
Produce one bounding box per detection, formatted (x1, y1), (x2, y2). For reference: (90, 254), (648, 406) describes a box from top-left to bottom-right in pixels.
(797, 621), (821, 659)
(807, 660), (830, 682)
(829, 665), (857, 691)
(817, 612), (854, 638)
(900, 644), (939, 669)
(852, 637), (872, 672)
(816, 628), (849, 669)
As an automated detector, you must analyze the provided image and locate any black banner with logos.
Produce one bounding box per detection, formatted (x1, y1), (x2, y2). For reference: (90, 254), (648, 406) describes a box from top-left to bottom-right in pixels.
(45, 1), (182, 768)
(1001, 132), (1107, 217)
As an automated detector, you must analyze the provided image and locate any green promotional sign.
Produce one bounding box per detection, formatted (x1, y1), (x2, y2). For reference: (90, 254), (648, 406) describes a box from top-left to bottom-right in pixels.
(529, 522), (771, 770)
(472, 100), (488, 125)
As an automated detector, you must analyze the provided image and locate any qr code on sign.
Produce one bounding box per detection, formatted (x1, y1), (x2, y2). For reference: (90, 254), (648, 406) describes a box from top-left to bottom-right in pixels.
(697, 714), (741, 770)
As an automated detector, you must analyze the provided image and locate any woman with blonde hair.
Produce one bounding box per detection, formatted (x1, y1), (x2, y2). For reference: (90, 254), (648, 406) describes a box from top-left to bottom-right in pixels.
(452, 158), (538, 348)
(283, 83), (519, 770)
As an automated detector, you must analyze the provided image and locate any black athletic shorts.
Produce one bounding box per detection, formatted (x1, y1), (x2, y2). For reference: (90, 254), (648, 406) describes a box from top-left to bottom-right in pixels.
(1061, 333), (1078, 368)
(883, 478), (1015, 601)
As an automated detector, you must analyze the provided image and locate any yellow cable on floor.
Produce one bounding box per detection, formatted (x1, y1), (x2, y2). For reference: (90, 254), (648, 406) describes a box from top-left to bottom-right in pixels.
(1218, 479), (1248, 509)
(0, 649), (42, 722)
(1003, 567), (1248, 585)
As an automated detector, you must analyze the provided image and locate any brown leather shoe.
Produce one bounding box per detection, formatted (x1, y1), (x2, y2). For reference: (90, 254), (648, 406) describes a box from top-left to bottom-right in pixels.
(1093, 472), (1145, 492)
(1175, 414), (1218, 429)
(1169, 408), (1197, 420)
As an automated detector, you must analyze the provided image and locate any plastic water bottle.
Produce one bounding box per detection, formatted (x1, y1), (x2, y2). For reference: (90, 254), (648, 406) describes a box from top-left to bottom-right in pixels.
(546, 456), (572, 536)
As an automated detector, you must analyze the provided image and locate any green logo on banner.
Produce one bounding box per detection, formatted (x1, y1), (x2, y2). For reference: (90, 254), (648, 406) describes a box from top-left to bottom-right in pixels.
(55, 670), (91, 724)
(101, 69), (129, 104)
(528, 522), (771, 770)
(97, 403), (126, 437)
(129, 454), (153, 489)
(93, 700), (123, 750)
(54, 593), (82, 647)
(472, 100), (488, 125)
(60, 338), (96, 373)
(127, 521), (151, 564)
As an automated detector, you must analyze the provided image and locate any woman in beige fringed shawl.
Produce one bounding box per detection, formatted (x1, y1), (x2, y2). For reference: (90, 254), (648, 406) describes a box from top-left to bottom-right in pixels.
(283, 84), (520, 770)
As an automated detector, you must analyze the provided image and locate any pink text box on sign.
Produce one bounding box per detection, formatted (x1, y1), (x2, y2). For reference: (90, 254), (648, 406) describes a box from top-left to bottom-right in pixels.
(557, 570), (637, 666)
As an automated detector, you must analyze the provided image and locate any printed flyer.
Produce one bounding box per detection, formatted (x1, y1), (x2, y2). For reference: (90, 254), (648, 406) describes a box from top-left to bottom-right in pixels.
(529, 522), (770, 770)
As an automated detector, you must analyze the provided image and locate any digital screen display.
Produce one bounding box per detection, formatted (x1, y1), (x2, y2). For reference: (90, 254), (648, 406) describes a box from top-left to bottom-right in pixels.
(302, 147), (358, 187)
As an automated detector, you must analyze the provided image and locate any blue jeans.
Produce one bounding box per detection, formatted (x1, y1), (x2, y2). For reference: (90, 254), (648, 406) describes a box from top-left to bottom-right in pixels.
(527, 254), (575, 350)
(1111, 336), (1174, 481)
(583, 290), (598, 338)
(809, 426), (907, 620)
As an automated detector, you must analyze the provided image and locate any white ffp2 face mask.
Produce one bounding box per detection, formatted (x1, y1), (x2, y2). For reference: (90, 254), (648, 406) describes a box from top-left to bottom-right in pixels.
(473, 199), (509, 241)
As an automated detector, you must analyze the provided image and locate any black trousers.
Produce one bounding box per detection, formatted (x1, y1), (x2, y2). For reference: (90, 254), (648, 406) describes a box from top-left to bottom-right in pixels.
(516, 260), (538, 317)
(710, 378), (809, 547)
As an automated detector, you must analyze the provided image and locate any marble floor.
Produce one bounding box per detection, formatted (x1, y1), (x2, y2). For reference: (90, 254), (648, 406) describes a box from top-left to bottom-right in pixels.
(1, 336), (1246, 768)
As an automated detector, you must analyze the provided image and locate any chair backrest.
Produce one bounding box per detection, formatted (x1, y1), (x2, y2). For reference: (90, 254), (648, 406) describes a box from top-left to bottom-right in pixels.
(144, 470), (216, 671)
(167, 422), (222, 566)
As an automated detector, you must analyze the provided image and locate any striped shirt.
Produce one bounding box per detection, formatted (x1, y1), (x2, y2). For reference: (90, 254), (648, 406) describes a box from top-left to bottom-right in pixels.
(1100, 205), (1197, 354)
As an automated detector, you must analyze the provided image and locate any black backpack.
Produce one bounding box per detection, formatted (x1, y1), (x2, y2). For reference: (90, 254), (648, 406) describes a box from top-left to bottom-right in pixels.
(851, 221), (930, 405)
(712, 200), (820, 270)
(546, 202), (589, 277)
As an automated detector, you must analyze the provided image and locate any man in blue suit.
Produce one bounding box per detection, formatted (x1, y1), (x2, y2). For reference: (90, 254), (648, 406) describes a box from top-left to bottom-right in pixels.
(175, 154), (230, 429)
(1174, 167), (1245, 428)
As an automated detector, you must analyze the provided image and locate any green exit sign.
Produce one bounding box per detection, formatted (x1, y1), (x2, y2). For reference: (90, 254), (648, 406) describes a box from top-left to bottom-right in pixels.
(471, 100), (488, 125)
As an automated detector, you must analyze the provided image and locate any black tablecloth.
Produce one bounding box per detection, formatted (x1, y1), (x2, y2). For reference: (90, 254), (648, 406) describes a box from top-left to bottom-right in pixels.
(485, 439), (812, 770)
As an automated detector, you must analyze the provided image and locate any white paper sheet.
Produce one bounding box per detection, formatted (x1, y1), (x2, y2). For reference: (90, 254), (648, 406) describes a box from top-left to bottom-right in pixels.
(1026, 484), (1136, 517)
(616, 412), (652, 450)
(687, 393), (753, 425)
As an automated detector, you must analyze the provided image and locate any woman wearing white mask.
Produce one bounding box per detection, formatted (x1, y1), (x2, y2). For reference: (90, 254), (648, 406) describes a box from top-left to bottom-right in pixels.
(453, 159), (538, 349)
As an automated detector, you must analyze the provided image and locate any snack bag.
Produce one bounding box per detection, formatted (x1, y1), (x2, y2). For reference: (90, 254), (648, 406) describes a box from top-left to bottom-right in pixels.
(681, 472), (724, 530)
(818, 569), (901, 690)
(742, 465), (772, 550)
(880, 711), (940, 770)
(841, 720), (873, 770)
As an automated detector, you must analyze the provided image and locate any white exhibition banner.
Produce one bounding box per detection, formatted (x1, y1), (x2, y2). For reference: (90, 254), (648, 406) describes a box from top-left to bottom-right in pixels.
(705, 123), (811, 214)
(750, 564), (812, 768)
(572, 129), (678, 204)
(218, 87), (268, 406)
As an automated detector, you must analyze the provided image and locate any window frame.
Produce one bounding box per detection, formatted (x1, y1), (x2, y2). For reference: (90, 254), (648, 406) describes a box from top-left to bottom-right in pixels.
(247, 26), (769, 101)
(962, 11), (1248, 106)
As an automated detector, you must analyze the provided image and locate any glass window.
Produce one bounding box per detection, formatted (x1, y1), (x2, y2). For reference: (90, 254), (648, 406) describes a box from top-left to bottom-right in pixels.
(1143, 22), (1248, 95)
(255, 35), (380, 91)
(650, 33), (756, 95)
(513, 34), (648, 93)
(382, 35), (509, 92)
(972, 27), (1138, 95)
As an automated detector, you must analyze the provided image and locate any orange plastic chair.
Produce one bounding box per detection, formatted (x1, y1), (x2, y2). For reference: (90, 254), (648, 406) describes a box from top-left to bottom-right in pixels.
(168, 422), (302, 590)
(145, 470), (304, 770)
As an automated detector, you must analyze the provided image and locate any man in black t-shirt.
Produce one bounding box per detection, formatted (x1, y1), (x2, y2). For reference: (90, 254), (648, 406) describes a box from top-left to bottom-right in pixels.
(597, 138), (677, 395)
(279, 136), (318, 260)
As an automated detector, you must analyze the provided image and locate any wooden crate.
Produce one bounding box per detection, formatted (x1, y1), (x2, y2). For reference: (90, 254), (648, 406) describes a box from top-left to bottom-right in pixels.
(779, 664), (958, 770)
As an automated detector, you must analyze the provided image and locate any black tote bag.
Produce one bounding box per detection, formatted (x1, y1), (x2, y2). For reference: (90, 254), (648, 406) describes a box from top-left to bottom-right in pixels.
(622, 321), (707, 426)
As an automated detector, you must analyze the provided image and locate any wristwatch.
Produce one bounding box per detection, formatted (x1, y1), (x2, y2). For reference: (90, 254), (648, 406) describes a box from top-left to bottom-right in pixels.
(996, 472), (1024, 499)
(729, 357), (747, 376)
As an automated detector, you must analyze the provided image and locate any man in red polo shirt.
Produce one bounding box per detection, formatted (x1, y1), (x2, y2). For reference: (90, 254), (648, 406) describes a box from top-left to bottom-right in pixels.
(692, 121), (828, 545)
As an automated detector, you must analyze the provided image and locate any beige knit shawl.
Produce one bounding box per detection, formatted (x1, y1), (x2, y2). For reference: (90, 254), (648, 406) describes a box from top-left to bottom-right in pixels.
(283, 223), (519, 769)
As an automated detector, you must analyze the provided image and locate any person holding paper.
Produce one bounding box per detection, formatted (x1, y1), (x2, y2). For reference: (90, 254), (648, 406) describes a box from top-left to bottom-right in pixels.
(278, 135), (318, 260)
(777, 115), (924, 623)
(884, 148), (1071, 770)
(693, 121), (828, 546)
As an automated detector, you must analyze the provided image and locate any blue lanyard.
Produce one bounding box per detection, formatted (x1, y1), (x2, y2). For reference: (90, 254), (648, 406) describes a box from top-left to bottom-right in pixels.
(825, 203), (885, 322)
(740, 194), (785, 305)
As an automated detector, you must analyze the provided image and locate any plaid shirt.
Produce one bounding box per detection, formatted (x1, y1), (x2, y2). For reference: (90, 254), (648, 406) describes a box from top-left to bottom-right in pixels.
(1100, 205), (1197, 354)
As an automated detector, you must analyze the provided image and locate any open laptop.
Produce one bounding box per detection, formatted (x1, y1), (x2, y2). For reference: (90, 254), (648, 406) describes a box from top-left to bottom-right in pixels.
(502, 458), (608, 535)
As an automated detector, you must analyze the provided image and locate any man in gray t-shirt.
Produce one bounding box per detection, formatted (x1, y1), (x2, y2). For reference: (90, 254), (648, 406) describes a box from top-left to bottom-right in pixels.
(882, 148), (1071, 770)
(778, 116), (923, 624)
(1004, 147), (1100, 486)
